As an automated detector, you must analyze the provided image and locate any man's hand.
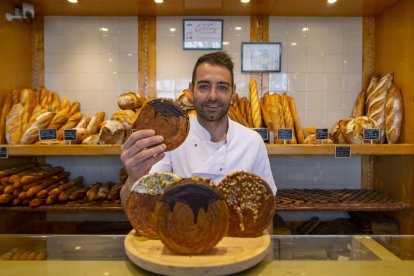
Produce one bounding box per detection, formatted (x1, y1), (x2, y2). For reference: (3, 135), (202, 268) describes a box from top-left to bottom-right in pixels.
(120, 129), (166, 206)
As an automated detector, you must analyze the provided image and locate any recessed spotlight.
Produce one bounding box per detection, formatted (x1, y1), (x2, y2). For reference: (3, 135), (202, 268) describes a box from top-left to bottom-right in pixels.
(169, 27), (176, 32)
(234, 26), (242, 31)
(302, 27), (309, 32)
(67, 0), (78, 3)
(291, 42), (297, 46)
(99, 27), (108, 32)
(154, 0), (164, 3)
(127, 53), (133, 56)
(241, 0), (250, 3)
(327, 0), (337, 4)
(223, 41), (230, 45)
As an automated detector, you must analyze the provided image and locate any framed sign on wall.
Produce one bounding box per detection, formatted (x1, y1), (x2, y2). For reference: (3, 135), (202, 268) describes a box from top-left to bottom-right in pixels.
(241, 42), (282, 72)
(183, 19), (223, 50)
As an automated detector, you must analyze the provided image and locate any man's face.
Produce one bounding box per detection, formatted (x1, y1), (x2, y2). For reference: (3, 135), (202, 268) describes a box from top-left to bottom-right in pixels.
(190, 63), (234, 122)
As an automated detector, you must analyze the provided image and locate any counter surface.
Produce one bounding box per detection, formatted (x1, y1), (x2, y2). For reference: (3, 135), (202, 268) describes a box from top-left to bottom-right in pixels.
(1, 234), (413, 275)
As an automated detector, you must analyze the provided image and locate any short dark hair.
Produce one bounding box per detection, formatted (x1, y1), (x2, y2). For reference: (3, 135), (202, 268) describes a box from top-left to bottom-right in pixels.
(191, 51), (234, 87)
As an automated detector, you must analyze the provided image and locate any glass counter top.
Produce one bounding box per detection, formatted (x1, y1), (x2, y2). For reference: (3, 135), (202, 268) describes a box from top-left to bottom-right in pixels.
(1, 234), (414, 275)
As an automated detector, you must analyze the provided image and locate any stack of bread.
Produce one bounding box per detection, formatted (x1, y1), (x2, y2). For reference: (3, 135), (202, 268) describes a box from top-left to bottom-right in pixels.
(0, 88), (149, 145)
(228, 80), (304, 144)
(333, 72), (403, 144)
(0, 163), (125, 208)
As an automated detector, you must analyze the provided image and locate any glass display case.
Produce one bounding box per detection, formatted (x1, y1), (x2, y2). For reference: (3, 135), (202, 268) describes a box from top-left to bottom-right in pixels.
(1, 234), (413, 275)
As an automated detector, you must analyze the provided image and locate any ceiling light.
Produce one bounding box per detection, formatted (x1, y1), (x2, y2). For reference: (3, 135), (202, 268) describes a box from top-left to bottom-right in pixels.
(327, 0), (337, 4)
(154, 0), (164, 3)
(223, 41), (230, 45)
(67, 0), (78, 3)
(241, 0), (250, 3)
(302, 27), (309, 32)
(99, 27), (108, 32)
(234, 26), (242, 31)
(169, 27), (176, 32)
(291, 42), (297, 46)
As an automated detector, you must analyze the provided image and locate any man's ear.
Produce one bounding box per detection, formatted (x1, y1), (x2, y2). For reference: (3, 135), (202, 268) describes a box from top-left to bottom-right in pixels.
(189, 82), (193, 92)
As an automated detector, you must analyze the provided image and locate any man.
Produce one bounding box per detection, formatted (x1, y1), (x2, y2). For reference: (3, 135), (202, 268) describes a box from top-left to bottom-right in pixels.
(120, 51), (276, 206)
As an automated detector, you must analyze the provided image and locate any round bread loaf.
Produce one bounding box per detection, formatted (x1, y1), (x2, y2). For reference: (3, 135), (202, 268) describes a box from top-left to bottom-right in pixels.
(155, 177), (228, 255)
(218, 171), (275, 237)
(135, 98), (190, 151)
(117, 92), (143, 110)
(125, 172), (180, 239)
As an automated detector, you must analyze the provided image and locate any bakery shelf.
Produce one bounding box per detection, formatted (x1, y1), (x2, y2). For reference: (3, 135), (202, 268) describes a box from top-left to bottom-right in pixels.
(276, 189), (410, 212)
(3, 144), (414, 156)
(0, 200), (123, 213)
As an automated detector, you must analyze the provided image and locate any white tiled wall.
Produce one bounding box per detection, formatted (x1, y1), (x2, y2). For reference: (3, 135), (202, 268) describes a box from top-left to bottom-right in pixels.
(44, 16), (138, 117)
(156, 16), (250, 98)
(269, 16), (363, 130)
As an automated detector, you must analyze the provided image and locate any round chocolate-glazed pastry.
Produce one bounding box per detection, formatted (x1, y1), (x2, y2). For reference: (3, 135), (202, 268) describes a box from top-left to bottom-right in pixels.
(155, 177), (229, 255)
(135, 98), (190, 151)
(218, 171), (275, 237)
(125, 172), (181, 239)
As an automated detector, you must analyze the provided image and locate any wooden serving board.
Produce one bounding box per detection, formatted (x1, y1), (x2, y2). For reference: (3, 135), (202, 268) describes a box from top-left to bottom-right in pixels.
(124, 230), (271, 276)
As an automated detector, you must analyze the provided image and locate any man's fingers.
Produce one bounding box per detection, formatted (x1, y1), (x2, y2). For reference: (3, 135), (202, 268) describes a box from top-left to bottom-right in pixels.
(122, 129), (156, 150)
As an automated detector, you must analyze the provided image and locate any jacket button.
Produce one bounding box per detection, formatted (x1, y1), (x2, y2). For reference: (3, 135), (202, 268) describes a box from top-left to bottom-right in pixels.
(194, 144), (197, 147)
(219, 168), (223, 171)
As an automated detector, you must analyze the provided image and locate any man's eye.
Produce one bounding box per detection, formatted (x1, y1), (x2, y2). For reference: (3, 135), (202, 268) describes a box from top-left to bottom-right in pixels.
(218, 85), (228, 91)
(199, 84), (209, 90)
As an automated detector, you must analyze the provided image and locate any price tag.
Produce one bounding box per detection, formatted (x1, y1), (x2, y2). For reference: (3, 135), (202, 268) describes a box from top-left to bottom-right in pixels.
(63, 129), (77, 141)
(363, 128), (380, 143)
(0, 147), (8, 158)
(316, 128), (329, 140)
(39, 129), (57, 141)
(335, 146), (351, 158)
(277, 128), (293, 143)
(252, 128), (268, 141)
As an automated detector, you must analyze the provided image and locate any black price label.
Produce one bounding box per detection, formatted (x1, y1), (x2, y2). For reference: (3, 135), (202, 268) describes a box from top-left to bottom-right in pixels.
(252, 128), (268, 141)
(277, 128), (293, 141)
(63, 129), (77, 141)
(316, 128), (329, 140)
(363, 128), (380, 140)
(39, 129), (57, 140)
(0, 147), (8, 158)
(335, 146), (351, 158)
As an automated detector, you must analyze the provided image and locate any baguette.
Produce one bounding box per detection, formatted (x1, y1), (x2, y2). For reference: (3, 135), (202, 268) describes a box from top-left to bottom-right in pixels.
(97, 182), (112, 200)
(57, 112), (83, 140)
(87, 111), (105, 135)
(58, 184), (83, 202)
(0, 193), (13, 204)
(20, 111), (55, 144)
(352, 89), (366, 117)
(75, 116), (91, 128)
(48, 106), (70, 129)
(45, 195), (58, 205)
(69, 186), (88, 201)
(249, 80), (262, 128)
(3, 184), (15, 194)
(29, 198), (45, 208)
(12, 197), (22, 206)
(5, 103), (24, 144)
(50, 92), (61, 113)
(86, 182), (102, 201)
(0, 163), (37, 178)
(25, 171), (70, 198)
(108, 183), (122, 201)
(61, 98), (71, 109)
(385, 85), (403, 144)
(260, 102), (273, 130)
(48, 176), (84, 197)
(35, 179), (68, 199)
(282, 93), (296, 144)
(0, 93), (13, 144)
(288, 96), (305, 144)
(20, 166), (64, 187)
(69, 101), (81, 117)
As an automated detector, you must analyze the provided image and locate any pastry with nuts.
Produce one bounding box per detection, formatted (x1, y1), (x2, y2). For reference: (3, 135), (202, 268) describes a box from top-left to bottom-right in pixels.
(218, 171), (275, 237)
(155, 177), (229, 255)
(125, 172), (181, 239)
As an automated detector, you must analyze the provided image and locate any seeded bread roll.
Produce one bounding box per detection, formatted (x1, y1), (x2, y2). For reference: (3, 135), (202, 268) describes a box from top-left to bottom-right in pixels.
(385, 85), (403, 144)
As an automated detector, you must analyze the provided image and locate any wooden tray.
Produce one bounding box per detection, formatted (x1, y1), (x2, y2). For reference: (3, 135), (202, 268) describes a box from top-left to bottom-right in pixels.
(124, 230), (271, 276)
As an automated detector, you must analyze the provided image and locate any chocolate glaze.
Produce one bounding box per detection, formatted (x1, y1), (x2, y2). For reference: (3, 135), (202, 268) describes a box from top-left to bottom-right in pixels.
(149, 99), (187, 117)
(160, 183), (223, 224)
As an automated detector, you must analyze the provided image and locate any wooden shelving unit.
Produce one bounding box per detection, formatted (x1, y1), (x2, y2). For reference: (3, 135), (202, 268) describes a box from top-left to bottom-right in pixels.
(3, 144), (414, 156)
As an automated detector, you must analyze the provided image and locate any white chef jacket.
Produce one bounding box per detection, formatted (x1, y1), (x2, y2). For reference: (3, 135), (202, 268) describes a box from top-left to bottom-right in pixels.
(150, 116), (277, 195)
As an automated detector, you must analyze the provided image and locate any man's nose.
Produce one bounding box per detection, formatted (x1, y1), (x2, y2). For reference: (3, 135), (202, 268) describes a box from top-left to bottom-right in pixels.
(208, 86), (218, 100)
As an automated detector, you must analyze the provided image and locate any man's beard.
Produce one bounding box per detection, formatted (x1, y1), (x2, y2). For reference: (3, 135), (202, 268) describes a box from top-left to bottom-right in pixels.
(194, 99), (230, 122)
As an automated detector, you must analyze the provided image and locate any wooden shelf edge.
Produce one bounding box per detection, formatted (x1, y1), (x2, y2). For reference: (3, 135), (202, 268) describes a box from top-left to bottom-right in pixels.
(0, 203), (124, 212)
(2, 144), (414, 156)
